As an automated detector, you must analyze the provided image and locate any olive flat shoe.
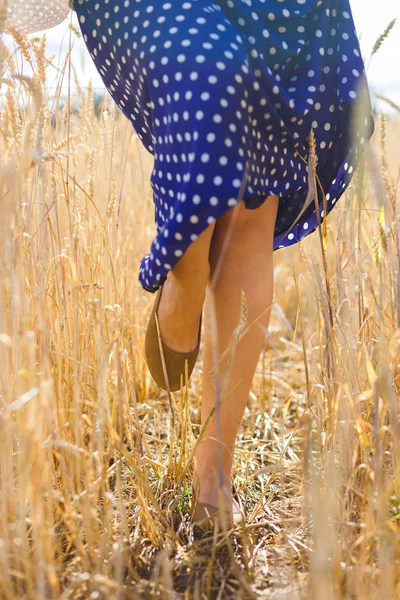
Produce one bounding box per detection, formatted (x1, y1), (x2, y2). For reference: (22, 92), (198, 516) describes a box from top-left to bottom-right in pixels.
(190, 476), (246, 531)
(144, 284), (202, 392)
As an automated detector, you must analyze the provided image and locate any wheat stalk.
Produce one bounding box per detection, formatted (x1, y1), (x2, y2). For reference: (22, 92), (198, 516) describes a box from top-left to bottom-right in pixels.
(371, 18), (396, 57)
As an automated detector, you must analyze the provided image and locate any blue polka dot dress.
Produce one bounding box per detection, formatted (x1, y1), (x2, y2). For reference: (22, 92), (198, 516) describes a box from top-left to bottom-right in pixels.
(75, 0), (375, 293)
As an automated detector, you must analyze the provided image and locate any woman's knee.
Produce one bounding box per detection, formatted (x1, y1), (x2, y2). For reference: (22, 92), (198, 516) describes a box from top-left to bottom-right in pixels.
(214, 194), (279, 247)
(171, 219), (215, 279)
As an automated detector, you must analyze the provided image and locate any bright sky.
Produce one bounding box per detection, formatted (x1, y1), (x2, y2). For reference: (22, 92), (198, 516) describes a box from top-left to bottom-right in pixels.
(5, 0), (400, 114)
(350, 0), (400, 109)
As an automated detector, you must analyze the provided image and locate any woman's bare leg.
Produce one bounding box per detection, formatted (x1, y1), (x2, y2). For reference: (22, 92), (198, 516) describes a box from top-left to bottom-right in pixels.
(192, 195), (279, 507)
(157, 221), (215, 353)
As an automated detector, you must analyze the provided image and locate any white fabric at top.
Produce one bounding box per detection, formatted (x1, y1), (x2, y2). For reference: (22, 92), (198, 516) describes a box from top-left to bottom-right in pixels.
(3, 0), (70, 34)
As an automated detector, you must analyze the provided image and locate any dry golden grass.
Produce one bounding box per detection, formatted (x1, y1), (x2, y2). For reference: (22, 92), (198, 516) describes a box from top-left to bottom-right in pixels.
(0, 24), (400, 600)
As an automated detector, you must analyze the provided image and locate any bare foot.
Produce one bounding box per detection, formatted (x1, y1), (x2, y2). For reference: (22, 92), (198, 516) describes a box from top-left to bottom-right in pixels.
(157, 274), (203, 353)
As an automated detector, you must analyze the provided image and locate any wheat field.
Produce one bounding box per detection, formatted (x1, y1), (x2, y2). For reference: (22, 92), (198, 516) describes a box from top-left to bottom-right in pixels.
(0, 21), (399, 600)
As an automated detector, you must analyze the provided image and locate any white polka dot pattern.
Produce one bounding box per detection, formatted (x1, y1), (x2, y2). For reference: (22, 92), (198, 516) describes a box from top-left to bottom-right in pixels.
(75, 0), (375, 293)
(4, 0), (70, 34)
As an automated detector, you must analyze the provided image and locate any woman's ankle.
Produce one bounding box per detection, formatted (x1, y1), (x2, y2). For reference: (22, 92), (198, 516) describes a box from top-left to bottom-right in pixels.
(192, 471), (233, 506)
(192, 465), (232, 492)
(157, 275), (204, 352)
